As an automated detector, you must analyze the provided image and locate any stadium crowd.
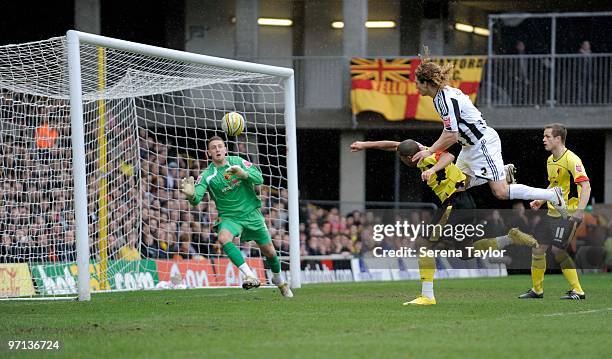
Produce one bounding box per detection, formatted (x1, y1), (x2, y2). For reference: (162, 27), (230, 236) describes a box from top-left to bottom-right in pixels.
(0, 92), (610, 271)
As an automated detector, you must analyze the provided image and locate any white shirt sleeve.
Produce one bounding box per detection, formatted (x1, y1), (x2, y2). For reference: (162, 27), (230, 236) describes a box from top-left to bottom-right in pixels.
(435, 91), (458, 132)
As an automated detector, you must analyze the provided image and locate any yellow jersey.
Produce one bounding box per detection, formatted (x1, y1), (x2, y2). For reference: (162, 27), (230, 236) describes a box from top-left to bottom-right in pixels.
(546, 149), (589, 217)
(117, 246), (142, 261)
(417, 151), (466, 204)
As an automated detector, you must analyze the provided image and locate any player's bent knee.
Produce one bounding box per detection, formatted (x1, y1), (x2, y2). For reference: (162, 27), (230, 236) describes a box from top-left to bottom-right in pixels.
(492, 187), (509, 200)
(489, 181), (509, 200)
(217, 230), (234, 245)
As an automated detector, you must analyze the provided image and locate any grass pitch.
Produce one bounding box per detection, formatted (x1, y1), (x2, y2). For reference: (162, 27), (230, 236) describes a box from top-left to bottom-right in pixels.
(2, 274), (611, 358)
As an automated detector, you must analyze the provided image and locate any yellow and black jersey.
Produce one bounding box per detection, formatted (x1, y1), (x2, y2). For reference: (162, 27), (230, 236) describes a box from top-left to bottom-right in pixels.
(417, 151), (466, 204)
(546, 149), (589, 217)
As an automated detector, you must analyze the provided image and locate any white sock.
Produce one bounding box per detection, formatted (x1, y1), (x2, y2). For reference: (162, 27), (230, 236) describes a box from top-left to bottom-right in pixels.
(496, 235), (512, 249)
(239, 263), (256, 278)
(509, 184), (556, 202)
(272, 271), (282, 281)
(421, 281), (434, 299)
(271, 271), (283, 285)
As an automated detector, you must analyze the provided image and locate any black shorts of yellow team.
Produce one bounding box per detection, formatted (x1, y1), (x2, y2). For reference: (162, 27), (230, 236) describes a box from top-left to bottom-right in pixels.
(534, 214), (578, 249)
(428, 190), (477, 249)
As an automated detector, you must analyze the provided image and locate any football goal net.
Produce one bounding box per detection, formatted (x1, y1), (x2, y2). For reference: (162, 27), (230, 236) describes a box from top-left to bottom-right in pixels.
(0, 31), (300, 301)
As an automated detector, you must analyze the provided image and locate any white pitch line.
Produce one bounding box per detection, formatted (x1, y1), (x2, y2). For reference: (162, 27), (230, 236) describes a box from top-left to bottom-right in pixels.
(543, 308), (612, 317)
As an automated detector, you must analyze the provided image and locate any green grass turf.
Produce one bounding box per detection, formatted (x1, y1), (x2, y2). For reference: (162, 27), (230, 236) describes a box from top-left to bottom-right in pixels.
(1, 274), (611, 358)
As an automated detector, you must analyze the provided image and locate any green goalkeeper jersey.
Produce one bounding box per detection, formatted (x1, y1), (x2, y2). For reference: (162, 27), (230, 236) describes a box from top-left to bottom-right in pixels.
(189, 156), (263, 218)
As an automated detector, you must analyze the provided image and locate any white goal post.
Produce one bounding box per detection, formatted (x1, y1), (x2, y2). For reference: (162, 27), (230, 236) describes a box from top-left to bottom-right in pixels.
(0, 30), (300, 301)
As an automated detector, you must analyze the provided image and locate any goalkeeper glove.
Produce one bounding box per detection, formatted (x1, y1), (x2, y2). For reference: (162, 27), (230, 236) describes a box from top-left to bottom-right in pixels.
(180, 176), (195, 200)
(225, 165), (248, 179)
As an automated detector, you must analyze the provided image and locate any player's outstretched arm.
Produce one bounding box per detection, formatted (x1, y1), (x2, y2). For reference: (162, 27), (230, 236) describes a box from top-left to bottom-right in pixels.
(350, 140), (400, 152)
(180, 175), (207, 206)
(180, 176), (196, 200)
(412, 131), (458, 163)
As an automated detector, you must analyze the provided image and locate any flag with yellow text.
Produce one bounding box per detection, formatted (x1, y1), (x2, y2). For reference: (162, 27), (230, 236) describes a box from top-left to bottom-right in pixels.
(350, 57), (486, 122)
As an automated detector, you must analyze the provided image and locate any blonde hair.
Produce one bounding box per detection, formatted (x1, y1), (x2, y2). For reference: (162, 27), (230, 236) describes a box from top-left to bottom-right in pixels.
(415, 45), (453, 89)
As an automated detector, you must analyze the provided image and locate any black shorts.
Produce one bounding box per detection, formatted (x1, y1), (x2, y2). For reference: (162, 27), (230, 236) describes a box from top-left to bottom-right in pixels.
(428, 191), (477, 246)
(535, 215), (578, 249)
(431, 191), (476, 225)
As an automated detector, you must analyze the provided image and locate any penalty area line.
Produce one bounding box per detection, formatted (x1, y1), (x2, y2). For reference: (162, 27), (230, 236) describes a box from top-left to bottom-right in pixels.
(542, 307), (612, 317)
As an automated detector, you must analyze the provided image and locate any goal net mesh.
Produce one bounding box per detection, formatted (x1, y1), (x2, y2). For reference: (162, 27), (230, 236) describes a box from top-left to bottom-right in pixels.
(0, 36), (290, 298)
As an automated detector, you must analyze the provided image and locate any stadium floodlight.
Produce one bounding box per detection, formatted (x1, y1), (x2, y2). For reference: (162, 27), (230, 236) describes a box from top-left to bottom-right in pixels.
(365, 21), (396, 29)
(455, 23), (474, 33)
(473, 27), (490, 36)
(330, 20), (397, 29)
(0, 30), (300, 301)
(257, 18), (293, 27)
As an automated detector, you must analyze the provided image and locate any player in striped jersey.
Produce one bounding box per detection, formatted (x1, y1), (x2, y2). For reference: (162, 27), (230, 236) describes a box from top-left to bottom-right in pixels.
(411, 58), (569, 218)
(518, 124), (589, 300)
(350, 139), (537, 305)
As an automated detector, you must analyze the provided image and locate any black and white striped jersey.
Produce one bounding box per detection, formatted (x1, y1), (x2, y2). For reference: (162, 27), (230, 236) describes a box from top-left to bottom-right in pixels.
(433, 86), (488, 146)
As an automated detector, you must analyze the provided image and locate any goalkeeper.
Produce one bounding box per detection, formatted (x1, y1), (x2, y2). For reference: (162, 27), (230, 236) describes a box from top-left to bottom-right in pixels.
(180, 136), (293, 298)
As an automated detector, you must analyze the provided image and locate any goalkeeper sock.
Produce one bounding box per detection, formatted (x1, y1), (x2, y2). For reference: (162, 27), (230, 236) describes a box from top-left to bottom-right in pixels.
(238, 263), (256, 279)
(222, 242), (256, 278)
(265, 256), (282, 282)
(265, 255), (281, 273)
(418, 255), (435, 299)
(555, 251), (584, 294)
(531, 253), (546, 294)
(222, 242), (245, 267)
(509, 184), (556, 202)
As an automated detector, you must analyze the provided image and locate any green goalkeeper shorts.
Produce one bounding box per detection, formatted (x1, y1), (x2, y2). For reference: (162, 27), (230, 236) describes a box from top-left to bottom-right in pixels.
(213, 208), (272, 245)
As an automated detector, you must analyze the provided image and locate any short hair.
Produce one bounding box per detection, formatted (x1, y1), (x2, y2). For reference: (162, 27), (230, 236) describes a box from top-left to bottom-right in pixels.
(397, 139), (420, 157)
(545, 123), (567, 143)
(207, 135), (224, 148)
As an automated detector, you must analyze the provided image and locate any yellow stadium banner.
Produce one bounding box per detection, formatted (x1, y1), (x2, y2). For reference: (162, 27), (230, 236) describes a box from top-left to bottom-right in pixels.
(350, 57), (486, 122)
(0, 263), (36, 297)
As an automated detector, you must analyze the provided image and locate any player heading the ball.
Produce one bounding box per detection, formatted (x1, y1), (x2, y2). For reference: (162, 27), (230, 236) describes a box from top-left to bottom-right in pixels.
(179, 135), (293, 297)
(411, 47), (568, 218)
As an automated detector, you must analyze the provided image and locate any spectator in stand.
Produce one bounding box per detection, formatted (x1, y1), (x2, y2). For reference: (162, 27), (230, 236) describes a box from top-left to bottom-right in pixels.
(166, 161), (180, 190)
(35, 118), (59, 162)
(141, 232), (164, 259)
(0, 234), (14, 263)
(511, 40), (530, 104)
(116, 232), (141, 261)
(573, 205), (598, 253)
(507, 202), (530, 232)
(179, 233), (199, 260)
(577, 40), (593, 105)
(107, 234), (121, 260)
(57, 230), (76, 262)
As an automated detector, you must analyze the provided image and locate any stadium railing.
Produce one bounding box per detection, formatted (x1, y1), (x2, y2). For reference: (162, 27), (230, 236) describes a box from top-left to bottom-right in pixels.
(484, 53), (612, 107)
(247, 55), (612, 109)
